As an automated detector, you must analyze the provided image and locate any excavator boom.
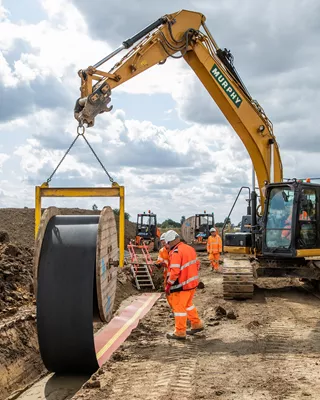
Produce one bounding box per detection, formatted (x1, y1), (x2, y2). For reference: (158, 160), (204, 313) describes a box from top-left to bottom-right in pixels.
(74, 9), (283, 203)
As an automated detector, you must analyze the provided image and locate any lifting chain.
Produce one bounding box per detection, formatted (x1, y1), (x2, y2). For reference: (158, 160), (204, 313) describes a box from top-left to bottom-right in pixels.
(46, 125), (114, 184)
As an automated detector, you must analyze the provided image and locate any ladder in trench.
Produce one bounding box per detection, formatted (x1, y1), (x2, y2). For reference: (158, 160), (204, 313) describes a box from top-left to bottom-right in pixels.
(127, 243), (155, 290)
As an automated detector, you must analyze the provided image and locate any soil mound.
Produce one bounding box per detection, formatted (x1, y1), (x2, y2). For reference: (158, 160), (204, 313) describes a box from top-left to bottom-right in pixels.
(0, 232), (34, 318)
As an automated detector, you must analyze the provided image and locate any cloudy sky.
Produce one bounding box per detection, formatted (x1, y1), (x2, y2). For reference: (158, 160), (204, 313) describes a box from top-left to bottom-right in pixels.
(0, 0), (319, 224)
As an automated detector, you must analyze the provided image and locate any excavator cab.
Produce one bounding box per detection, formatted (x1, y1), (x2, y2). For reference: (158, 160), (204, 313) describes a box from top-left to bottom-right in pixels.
(194, 212), (215, 242)
(135, 211), (160, 251)
(262, 181), (320, 258)
(190, 212), (215, 251)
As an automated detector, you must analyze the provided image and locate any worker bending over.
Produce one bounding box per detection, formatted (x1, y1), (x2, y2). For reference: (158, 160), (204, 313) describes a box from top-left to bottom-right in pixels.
(154, 233), (172, 309)
(207, 228), (222, 272)
(164, 230), (204, 340)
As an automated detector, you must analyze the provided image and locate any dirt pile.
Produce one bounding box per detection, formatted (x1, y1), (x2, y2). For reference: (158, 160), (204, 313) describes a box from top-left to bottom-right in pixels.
(114, 267), (139, 311)
(203, 303), (238, 327)
(0, 311), (44, 400)
(151, 266), (165, 291)
(0, 208), (136, 248)
(0, 232), (34, 319)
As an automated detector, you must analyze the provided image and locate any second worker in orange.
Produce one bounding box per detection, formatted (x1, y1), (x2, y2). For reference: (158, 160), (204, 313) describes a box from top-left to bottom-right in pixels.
(207, 227), (222, 272)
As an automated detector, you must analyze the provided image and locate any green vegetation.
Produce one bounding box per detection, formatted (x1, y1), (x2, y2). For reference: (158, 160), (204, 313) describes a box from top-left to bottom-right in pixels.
(113, 208), (131, 220)
(160, 219), (181, 229)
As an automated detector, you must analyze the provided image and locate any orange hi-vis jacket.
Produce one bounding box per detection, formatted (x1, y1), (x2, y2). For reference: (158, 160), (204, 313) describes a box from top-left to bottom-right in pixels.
(300, 211), (310, 221)
(157, 246), (169, 266)
(167, 242), (200, 293)
(156, 246), (170, 282)
(282, 211), (310, 239)
(207, 235), (222, 254)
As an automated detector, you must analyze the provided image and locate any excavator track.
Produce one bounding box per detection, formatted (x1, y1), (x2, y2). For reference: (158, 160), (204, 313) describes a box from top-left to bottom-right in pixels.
(222, 258), (254, 300)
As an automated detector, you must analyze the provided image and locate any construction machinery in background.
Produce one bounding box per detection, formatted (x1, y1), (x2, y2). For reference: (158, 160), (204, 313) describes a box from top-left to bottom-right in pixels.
(135, 211), (161, 251)
(181, 212), (215, 251)
(74, 9), (320, 300)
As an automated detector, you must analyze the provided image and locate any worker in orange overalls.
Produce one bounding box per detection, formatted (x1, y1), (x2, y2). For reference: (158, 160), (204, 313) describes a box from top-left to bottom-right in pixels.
(164, 230), (203, 340)
(282, 207), (310, 242)
(207, 227), (222, 272)
(154, 233), (172, 309)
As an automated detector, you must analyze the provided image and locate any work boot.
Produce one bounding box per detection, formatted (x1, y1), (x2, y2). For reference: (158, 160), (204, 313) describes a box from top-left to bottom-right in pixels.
(166, 332), (186, 341)
(187, 322), (204, 335)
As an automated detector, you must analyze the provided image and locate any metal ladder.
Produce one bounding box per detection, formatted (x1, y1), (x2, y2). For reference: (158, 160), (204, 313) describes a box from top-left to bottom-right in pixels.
(127, 243), (155, 290)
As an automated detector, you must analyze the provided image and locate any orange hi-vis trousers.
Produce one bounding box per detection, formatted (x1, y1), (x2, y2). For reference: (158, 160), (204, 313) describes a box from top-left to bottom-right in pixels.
(209, 252), (220, 270)
(166, 293), (173, 309)
(171, 289), (202, 337)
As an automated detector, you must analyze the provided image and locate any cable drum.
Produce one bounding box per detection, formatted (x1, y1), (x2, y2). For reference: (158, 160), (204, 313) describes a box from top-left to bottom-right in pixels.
(34, 206), (119, 374)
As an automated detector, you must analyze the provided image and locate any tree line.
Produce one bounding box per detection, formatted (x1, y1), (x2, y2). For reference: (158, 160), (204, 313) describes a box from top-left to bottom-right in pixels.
(92, 205), (236, 226)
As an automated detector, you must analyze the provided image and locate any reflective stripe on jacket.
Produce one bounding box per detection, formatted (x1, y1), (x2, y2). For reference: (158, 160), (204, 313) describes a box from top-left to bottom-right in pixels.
(207, 235), (222, 254)
(167, 242), (199, 292)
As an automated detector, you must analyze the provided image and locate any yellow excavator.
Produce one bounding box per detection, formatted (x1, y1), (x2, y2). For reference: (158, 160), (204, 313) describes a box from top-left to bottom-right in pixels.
(135, 211), (161, 251)
(74, 10), (320, 300)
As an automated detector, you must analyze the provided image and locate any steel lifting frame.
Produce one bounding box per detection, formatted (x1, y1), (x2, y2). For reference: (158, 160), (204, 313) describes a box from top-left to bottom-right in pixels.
(35, 182), (125, 268)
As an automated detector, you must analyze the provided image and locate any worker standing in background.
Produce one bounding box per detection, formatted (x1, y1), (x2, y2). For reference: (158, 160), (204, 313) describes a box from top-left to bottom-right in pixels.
(154, 233), (172, 309)
(207, 228), (222, 272)
(164, 230), (204, 340)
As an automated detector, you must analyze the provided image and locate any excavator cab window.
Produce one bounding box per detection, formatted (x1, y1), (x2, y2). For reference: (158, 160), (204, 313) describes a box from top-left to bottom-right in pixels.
(137, 214), (157, 239)
(264, 183), (320, 255)
(195, 214), (214, 238)
(265, 187), (294, 251)
(297, 189), (317, 249)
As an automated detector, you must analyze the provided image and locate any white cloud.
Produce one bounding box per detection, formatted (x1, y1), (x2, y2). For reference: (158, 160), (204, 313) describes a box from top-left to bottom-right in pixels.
(0, 1), (8, 22)
(8, 104), (254, 222)
(0, 153), (9, 170)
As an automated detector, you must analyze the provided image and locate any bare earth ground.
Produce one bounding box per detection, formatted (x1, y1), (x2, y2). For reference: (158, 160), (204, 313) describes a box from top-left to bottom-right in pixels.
(73, 254), (320, 400)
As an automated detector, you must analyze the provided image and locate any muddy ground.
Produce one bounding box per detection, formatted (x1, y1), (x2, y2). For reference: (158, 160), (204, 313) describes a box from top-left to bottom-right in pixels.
(73, 254), (320, 400)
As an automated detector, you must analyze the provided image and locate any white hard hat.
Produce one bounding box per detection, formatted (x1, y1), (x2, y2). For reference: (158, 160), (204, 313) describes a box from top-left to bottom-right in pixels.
(164, 230), (179, 243)
(160, 233), (166, 241)
(210, 228), (216, 232)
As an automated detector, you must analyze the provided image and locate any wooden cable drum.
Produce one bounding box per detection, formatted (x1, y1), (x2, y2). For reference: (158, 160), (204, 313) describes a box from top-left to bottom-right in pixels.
(34, 206), (118, 373)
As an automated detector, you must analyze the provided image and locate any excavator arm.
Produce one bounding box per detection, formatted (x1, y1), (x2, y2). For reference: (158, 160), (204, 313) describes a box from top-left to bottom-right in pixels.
(74, 9), (283, 204)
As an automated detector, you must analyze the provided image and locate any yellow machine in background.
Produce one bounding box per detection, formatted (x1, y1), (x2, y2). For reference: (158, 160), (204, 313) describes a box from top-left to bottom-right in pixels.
(74, 10), (320, 298)
(135, 211), (161, 251)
